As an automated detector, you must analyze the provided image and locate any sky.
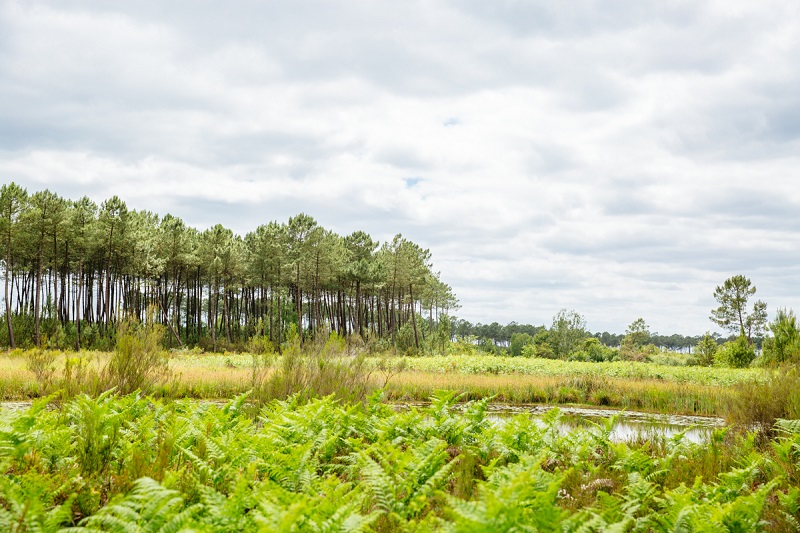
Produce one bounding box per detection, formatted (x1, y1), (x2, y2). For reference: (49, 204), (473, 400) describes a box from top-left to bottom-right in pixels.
(1, 1), (799, 336)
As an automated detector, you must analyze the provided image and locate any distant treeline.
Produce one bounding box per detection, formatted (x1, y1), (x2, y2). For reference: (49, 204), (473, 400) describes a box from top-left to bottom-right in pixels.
(450, 318), (733, 352)
(0, 183), (458, 351)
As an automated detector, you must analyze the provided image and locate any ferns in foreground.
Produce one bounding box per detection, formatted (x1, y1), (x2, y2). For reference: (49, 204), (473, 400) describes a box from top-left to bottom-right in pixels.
(0, 393), (799, 531)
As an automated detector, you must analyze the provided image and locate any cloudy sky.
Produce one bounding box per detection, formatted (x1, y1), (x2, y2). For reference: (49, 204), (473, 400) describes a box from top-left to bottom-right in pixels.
(2, 1), (799, 335)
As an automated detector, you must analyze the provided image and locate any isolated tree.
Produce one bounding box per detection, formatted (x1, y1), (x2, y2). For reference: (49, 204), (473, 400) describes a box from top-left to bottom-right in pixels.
(710, 275), (767, 343)
(0, 182), (28, 348)
(623, 318), (650, 348)
(549, 309), (587, 359)
(762, 308), (800, 365)
(695, 332), (718, 366)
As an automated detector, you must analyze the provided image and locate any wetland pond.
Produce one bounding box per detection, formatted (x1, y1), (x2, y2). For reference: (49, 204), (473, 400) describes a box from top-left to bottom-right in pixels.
(395, 403), (725, 443)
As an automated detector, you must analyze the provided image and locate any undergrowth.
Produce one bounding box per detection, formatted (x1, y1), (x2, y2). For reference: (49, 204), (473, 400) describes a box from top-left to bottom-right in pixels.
(0, 391), (798, 531)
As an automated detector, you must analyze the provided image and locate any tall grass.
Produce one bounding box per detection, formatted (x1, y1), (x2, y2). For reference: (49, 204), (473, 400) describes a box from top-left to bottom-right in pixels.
(723, 366), (800, 439)
(0, 349), (773, 418)
(251, 327), (375, 404)
(385, 371), (730, 415)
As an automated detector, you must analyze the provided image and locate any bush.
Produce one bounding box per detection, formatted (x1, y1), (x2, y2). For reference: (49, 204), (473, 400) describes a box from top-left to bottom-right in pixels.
(253, 324), (375, 404)
(619, 340), (656, 362)
(761, 308), (800, 365)
(568, 338), (617, 362)
(715, 335), (755, 368)
(694, 332), (718, 366)
(61, 351), (97, 399)
(103, 312), (169, 394)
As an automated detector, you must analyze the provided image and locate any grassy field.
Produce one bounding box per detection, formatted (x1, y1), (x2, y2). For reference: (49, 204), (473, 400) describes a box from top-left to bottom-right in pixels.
(1, 392), (798, 531)
(0, 349), (755, 416)
(395, 354), (760, 386)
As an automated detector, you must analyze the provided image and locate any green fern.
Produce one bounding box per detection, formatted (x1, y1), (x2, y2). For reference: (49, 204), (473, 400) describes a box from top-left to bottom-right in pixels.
(0, 475), (75, 533)
(66, 477), (200, 532)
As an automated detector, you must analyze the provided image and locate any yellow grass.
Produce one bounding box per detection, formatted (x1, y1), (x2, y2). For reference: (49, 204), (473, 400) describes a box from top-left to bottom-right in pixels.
(0, 350), (733, 415)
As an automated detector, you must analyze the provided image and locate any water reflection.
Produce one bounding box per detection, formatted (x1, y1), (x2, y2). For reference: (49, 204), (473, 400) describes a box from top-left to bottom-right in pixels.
(487, 405), (724, 443)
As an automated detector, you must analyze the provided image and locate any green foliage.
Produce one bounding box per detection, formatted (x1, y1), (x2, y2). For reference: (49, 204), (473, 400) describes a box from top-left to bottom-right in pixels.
(570, 337), (617, 363)
(67, 390), (130, 476)
(715, 335), (756, 368)
(710, 274), (768, 342)
(0, 392), (798, 531)
(761, 308), (800, 365)
(695, 332), (719, 366)
(75, 476), (201, 532)
(724, 367), (800, 438)
(509, 332), (533, 357)
(549, 309), (588, 359)
(528, 329), (555, 359)
(398, 354), (758, 386)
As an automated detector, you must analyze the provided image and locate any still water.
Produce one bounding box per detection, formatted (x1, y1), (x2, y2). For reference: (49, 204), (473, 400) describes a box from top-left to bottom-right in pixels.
(396, 403), (725, 443)
(496, 405), (724, 443)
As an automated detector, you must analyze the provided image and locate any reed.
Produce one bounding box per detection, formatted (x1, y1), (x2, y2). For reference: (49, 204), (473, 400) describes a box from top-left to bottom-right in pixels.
(384, 371), (730, 415)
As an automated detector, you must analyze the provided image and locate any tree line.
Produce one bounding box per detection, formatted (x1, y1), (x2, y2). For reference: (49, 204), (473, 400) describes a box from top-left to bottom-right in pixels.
(0, 183), (458, 351)
(452, 275), (800, 368)
(451, 317), (708, 353)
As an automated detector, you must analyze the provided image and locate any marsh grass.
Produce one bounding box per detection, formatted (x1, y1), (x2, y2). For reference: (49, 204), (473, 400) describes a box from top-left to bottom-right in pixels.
(250, 328), (375, 404)
(0, 350), (749, 416)
(385, 371), (729, 415)
(724, 366), (800, 440)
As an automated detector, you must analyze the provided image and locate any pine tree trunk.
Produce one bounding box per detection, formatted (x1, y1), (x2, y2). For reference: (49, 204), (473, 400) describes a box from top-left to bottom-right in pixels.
(4, 232), (14, 349)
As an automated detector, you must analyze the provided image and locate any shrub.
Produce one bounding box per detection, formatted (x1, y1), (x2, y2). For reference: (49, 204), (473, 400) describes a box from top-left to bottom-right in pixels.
(761, 308), (800, 365)
(61, 351), (97, 399)
(619, 340), (657, 362)
(103, 311), (169, 394)
(253, 324), (375, 404)
(694, 332), (718, 366)
(569, 338), (617, 362)
(715, 335), (755, 368)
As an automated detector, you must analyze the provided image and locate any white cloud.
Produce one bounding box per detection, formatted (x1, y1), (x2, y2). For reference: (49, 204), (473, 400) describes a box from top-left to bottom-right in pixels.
(1, 0), (800, 334)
